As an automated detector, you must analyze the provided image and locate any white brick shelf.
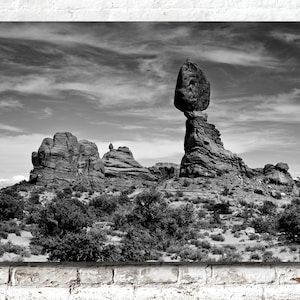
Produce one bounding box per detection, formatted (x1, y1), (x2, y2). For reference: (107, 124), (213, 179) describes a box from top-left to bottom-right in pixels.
(0, 263), (299, 299)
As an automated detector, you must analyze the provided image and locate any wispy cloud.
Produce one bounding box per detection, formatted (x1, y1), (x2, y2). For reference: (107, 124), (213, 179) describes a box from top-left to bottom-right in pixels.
(38, 107), (53, 120)
(0, 99), (23, 111)
(0, 123), (24, 133)
(271, 31), (300, 44)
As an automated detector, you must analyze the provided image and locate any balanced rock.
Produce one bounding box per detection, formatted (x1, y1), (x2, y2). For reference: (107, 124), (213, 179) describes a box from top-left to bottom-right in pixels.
(29, 132), (104, 190)
(263, 163), (294, 185)
(175, 60), (250, 178)
(102, 145), (154, 180)
(174, 60), (210, 113)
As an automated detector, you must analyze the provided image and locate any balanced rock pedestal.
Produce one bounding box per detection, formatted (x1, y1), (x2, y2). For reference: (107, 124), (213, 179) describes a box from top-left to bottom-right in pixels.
(175, 60), (249, 178)
(181, 113), (249, 177)
(29, 132), (105, 190)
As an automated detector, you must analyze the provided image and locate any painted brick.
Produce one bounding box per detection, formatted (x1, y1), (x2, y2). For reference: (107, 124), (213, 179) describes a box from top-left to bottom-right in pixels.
(18, 0), (50, 10)
(0, 0), (18, 10)
(0, 267), (9, 285)
(134, 285), (199, 300)
(198, 285), (264, 300)
(114, 266), (140, 284)
(6, 287), (70, 300)
(79, 267), (113, 285)
(51, 0), (102, 10)
(264, 285), (300, 300)
(210, 265), (276, 285)
(70, 286), (134, 300)
(139, 266), (178, 284)
(11, 267), (77, 287)
(177, 265), (208, 284)
(275, 265), (300, 285)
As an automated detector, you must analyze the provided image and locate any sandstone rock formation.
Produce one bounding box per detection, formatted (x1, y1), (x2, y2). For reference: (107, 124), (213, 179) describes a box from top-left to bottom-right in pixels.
(175, 60), (250, 178)
(263, 163), (294, 185)
(149, 162), (180, 180)
(29, 132), (104, 190)
(102, 145), (154, 180)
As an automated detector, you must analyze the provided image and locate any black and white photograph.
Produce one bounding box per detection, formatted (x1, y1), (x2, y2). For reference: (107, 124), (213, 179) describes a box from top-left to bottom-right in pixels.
(0, 22), (299, 262)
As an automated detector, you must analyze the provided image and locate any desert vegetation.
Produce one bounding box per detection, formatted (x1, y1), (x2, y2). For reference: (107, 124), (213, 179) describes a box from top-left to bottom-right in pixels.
(0, 174), (299, 262)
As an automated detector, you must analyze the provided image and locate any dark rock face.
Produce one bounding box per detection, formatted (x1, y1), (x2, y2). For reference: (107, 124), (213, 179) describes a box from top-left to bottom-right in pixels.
(263, 163), (294, 185)
(29, 132), (104, 190)
(174, 60), (210, 113)
(149, 162), (180, 180)
(102, 145), (154, 180)
(175, 60), (249, 178)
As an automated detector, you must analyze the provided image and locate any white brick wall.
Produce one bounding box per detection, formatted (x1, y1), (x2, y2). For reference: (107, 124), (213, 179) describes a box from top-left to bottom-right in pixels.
(0, 264), (297, 299)
(0, 0), (298, 20)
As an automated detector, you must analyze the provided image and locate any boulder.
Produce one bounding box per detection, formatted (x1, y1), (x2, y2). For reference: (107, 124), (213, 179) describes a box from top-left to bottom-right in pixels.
(29, 132), (104, 190)
(263, 163), (294, 185)
(174, 60), (210, 112)
(275, 162), (289, 173)
(102, 145), (155, 180)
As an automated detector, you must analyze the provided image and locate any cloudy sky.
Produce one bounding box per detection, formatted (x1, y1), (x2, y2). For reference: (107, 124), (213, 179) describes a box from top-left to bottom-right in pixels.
(0, 22), (299, 187)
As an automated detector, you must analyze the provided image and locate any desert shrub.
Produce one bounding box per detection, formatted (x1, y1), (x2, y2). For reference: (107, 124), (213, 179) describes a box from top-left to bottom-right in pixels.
(213, 201), (231, 214)
(250, 253), (261, 260)
(251, 217), (277, 234)
(73, 191), (82, 198)
(262, 251), (281, 262)
(183, 179), (191, 187)
(179, 247), (209, 261)
(0, 194), (24, 221)
(73, 185), (88, 193)
(89, 195), (118, 215)
(197, 210), (206, 218)
(176, 190), (184, 197)
(245, 245), (266, 252)
(0, 220), (20, 234)
(231, 224), (246, 233)
(211, 246), (224, 255)
(118, 191), (130, 205)
(220, 186), (233, 196)
(119, 228), (159, 262)
(233, 232), (241, 238)
(42, 231), (105, 261)
(63, 187), (72, 195)
(2, 241), (25, 255)
(261, 233), (272, 241)
(128, 189), (168, 229)
(0, 231), (8, 239)
(289, 245), (297, 252)
(260, 201), (277, 215)
(30, 244), (44, 255)
(221, 249), (241, 262)
(210, 234), (225, 242)
(35, 197), (92, 237)
(197, 240), (211, 249)
(278, 205), (300, 242)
